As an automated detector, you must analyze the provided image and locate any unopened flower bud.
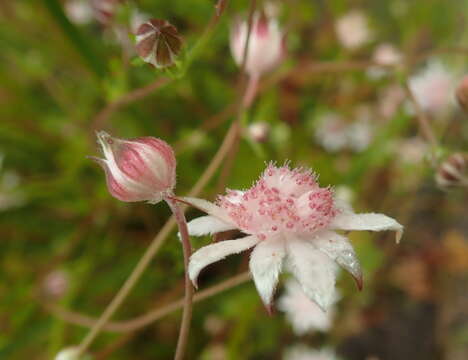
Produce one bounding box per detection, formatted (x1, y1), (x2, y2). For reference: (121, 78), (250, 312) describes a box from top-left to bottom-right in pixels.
(135, 19), (182, 68)
(230, 10), (284, 78)
(248, 121), (270, 143)
(435, 153), (468, 188)
(91, 131), (176, 203)
(455, 75), (468, 113)
(91, 0), (121, 25)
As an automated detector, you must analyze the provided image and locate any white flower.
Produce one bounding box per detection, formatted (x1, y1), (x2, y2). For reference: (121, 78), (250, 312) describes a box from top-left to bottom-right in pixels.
(278, 279), (338, 335)
(182, 164), (402, 310)
(408, 60), (455, 114)
(335, 11), (372, 50)
(347, 119), (373, 152)
(314, 113), (349, 153)
(394, 137), (428, 165)
(284, 345), (338, 360)
(314, 113), (373, 153)
(248, 121), (271, 143)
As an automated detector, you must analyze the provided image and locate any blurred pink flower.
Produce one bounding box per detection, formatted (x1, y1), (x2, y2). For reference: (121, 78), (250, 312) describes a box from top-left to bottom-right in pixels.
(314, 113), (349, 153)
(373, 43), (402, 66)
(314, 113), (373, 153)
(91, 0), (121, 25)
(248, 121), (271, 143)
(335, 11), (372, 50)
(395, 137), (428, 165)
(409, 61), (455, 114)
(278, 279), (338, 335)
(378, 84), (405, 119)
(284, 345), (338, 360)
(65, 0), (93, 25)
(230, 11), (284, 78)
(183, 163), (402, 310)
(91, 131), (176, 203)
(42, 270), (69, 299)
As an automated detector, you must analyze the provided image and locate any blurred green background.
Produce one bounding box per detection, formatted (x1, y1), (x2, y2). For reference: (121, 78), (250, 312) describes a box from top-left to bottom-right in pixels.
(1, 0), (468, 359)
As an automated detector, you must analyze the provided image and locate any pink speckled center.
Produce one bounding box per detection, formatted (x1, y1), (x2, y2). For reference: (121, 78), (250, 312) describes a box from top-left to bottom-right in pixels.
(217, 164), (337, 239)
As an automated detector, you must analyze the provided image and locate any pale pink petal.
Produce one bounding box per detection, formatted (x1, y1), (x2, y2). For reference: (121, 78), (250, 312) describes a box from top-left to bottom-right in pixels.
(310, 231), (362, 289)
(330, 212), (403, 243)
(189, 235), (260, 287)
(187, 216), (237, 237)
(286, 239), (338, 311)
(181, 196), (234, 224)
(249, 237), (286, 306)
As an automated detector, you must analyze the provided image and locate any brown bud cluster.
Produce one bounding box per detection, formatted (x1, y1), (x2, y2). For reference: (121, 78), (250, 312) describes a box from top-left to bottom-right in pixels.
(435, 153), (468, 188)
(456, 75), (468, 113)
(135, 19), (182, 68)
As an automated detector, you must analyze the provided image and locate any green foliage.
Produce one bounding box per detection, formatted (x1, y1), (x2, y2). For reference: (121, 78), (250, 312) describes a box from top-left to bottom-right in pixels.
(1, 0), (468, 359)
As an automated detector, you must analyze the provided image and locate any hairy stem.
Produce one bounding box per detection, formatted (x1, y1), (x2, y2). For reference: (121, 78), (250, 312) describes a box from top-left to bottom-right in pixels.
(165, 198), (193, 360)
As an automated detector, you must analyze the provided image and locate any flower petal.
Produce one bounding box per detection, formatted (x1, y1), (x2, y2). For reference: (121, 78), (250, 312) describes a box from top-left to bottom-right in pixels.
(189, 235), (260, 287)
(310, 231), (362, 290)
(286, 239), (338, 311)
(180, 196), (234, 224)
(187, 216), (237, 237)
(249, 238), (286, 308)
(330, 212), (403, 243)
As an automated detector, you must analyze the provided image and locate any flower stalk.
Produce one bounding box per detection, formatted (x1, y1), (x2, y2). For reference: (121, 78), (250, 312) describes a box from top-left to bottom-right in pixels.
(165, 197), (193, 360)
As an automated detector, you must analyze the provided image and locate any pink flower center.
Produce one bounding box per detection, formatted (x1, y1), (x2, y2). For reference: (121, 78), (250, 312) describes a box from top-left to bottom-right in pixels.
(217, 165), (338, 239)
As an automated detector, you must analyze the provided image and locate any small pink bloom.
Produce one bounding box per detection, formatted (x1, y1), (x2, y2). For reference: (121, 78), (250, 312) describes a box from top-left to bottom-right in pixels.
(284, 345), (338, 360)
(248, 121), (270, 143)
(372, 43), (402, 66)
(91, 131), (176, 203)
(230, 11), (284, 78)
(183, 163), (402, 310)
(335, 11), (372, 50)
(408, 60), (455, 114)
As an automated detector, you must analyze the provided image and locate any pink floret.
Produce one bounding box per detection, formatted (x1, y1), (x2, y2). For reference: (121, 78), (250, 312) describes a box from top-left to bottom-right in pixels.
(217, 164), (338, 238)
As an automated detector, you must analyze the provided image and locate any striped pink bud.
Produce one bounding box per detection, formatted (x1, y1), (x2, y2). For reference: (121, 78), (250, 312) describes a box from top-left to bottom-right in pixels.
(230, 10), (284, 77)
(456, 75), (468, 113)
(435, 153), (468, 188)
(91, 0), (121, 25)
(91, 131), (176, 203)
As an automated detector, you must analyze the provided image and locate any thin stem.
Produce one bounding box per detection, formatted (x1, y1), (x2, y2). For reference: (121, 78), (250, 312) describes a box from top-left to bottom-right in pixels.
(75, 217), (176, 356)
(91, 78), (169, 131)
(165, 198), (193, 360)
(403, 81), (439, 165)
(46, 272), (251, 333)
(242, 75), (259, 109)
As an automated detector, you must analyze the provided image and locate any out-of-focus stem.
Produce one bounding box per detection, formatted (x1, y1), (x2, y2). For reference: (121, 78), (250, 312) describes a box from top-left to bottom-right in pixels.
(403, 82), (439, 165)
(165, 198), (193, 360)
(243, 75), (259, 108)
(47, 272), (251, 332)
(75, 217), (176, 357)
